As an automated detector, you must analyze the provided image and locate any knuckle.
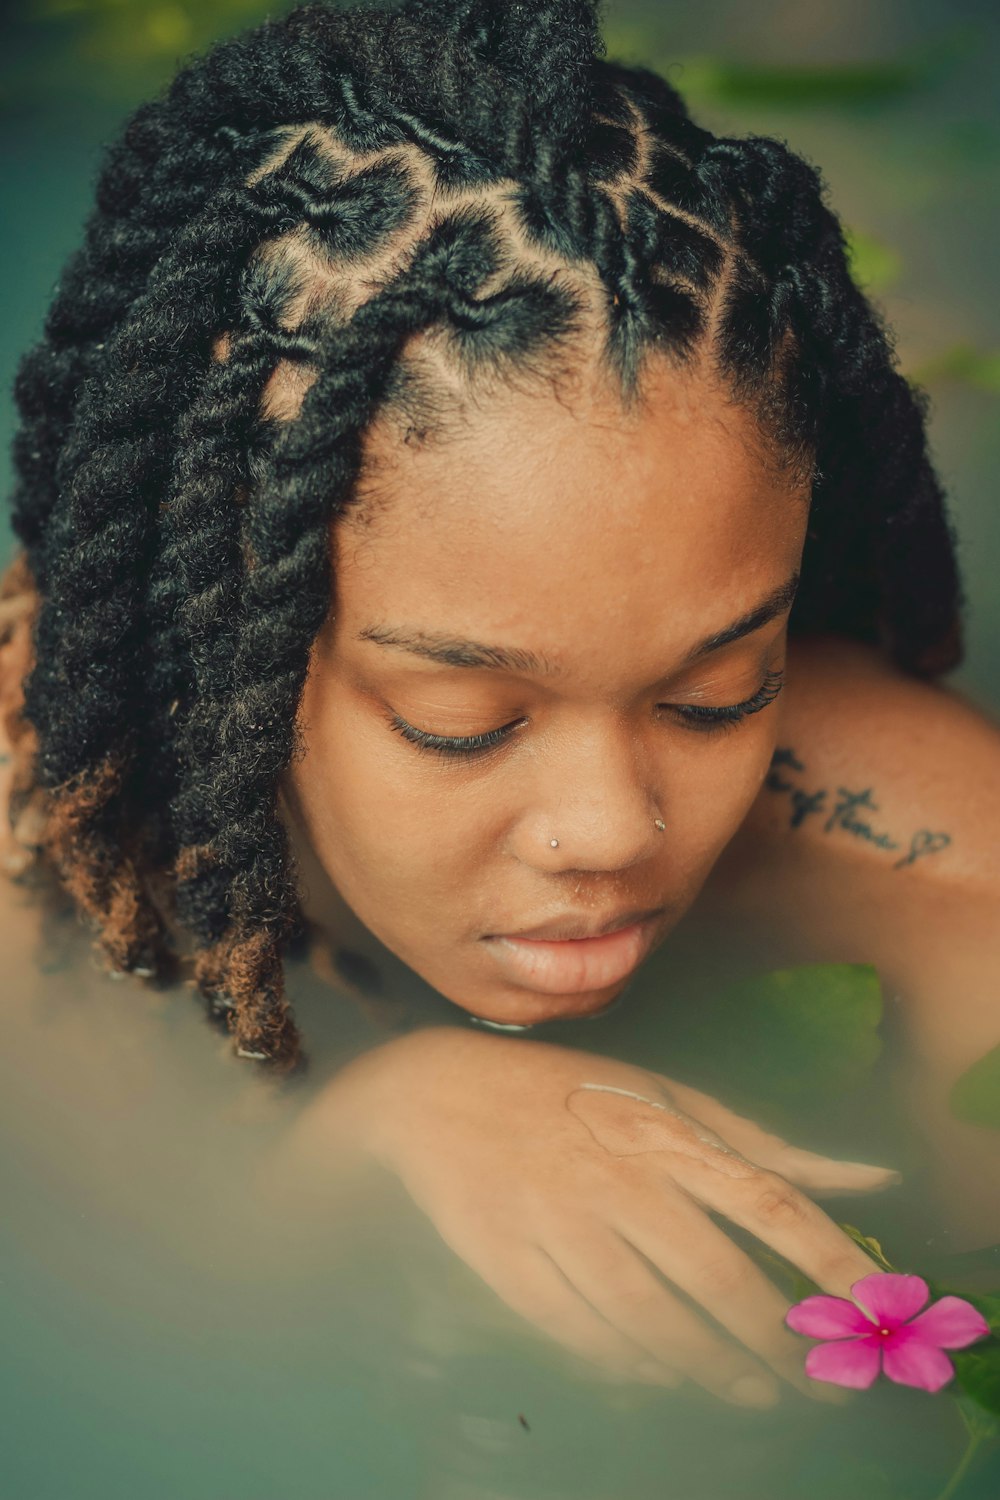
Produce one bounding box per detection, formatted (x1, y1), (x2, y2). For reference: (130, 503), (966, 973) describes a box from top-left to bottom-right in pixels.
(567, 1233), (632, 1285)
(606, 1278), (660, 1319)
(753, 1176), (805, 1226)
(499, 1283), (561, 1325)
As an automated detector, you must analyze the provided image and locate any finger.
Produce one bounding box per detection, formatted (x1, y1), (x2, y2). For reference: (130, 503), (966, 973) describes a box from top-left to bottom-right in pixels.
(685, 1161), (883, 1299)
(479, 1242), (680, 1388)
(761, 1147), (900, 1197)
(546, 1225), (780, 1408)
(664, 1082), (900, 1195)
(613, 1191), (838, 1400)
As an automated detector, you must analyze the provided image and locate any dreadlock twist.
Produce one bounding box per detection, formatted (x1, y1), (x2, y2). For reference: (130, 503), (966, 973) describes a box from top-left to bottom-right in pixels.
(2, 0), (961, 1074)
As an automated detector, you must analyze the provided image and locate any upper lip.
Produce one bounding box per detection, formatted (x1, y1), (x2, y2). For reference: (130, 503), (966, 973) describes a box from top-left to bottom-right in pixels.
(491, 906), (665, 942)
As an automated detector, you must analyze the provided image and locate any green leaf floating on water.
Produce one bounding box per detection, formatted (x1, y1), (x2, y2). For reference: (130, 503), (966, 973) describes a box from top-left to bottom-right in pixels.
(952, 1342), (1000, 1419)
(950, 1043), (1000, 1131)
(957, 1390), (1000, 1440)
(666, 963), (883, 1107)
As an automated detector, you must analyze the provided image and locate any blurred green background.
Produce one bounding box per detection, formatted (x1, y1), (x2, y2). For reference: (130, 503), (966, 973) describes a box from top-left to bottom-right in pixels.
(1, 0), (997, 710)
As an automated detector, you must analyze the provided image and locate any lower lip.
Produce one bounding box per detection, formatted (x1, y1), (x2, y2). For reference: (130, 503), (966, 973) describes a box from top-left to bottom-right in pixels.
(483, 920), (657, 996)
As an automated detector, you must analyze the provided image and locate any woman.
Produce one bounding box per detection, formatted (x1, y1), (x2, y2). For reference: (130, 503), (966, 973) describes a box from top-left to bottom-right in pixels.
(1, 0), (997, 1409)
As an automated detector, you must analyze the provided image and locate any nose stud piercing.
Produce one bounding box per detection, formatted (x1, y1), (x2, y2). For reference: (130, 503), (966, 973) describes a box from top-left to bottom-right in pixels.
(549, 818), (665, 848)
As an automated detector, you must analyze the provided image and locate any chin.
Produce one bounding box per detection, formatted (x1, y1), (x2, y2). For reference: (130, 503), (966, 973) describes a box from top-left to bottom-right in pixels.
(454, 982), (629, 1028)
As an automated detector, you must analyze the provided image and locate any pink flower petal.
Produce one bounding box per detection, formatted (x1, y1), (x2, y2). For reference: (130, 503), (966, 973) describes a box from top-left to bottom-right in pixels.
(908, 1296), (991, 1350)
(851, 1273), (929, 1329)
(786, 1295), (875, 1339)
(805, 1338), (882, 1389)
(881, 1329), (955, 1392)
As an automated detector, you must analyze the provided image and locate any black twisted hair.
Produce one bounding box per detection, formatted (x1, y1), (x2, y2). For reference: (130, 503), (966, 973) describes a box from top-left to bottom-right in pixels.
(1, 0), (962, 1074)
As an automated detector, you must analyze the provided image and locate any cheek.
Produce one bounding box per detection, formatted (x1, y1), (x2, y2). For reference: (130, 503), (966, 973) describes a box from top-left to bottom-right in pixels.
(291, 685), (475, 905)
(664, 725), (776, 864)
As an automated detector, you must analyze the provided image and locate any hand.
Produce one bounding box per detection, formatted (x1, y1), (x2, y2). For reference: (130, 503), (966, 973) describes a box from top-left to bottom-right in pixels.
(302, 1025), (899, 1406)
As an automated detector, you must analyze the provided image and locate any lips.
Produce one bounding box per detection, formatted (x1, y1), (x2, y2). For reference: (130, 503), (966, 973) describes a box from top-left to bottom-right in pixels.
(491, 905), (665, 943)
(481, 909), (663, 996)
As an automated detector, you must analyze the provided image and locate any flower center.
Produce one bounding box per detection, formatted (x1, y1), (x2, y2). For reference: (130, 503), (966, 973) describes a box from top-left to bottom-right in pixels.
(879, 1327), (891, 1336)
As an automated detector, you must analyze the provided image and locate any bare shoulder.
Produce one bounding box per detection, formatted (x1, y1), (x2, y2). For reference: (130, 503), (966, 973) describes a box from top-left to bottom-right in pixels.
(735, 636), (1000, 895)
(699, 639), (1000, 1164)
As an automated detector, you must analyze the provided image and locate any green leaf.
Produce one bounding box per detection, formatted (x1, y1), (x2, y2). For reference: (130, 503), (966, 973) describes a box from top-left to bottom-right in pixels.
(953, 1341), (1000, 1418)
(969, 1294), (1000, 1336)
(670, 963), (884, 1106)
(949, 1044), (1000, 1130)
(844, 229), (903, 295)
(839, 1224), (896, 1272)
(956, 1391), (1000, 1441)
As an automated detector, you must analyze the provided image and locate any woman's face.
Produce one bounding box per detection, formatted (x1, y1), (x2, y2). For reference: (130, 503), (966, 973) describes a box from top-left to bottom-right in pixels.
(283, 354), (809, 1025)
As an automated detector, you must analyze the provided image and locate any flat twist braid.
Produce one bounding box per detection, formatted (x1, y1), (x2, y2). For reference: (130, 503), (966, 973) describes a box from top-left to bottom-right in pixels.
(700, 135), (962, 667)
(3, 0), (961, 1075)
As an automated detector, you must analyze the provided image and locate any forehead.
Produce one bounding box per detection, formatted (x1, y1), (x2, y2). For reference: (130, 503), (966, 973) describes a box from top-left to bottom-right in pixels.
(335, 355), (808, 674)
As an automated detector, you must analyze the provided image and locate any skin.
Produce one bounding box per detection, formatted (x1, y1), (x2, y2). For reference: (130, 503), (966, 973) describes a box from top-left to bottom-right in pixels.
(5, 345), (998, 1408)
(283, 350), (809, 1026)
(270, 343), (1000, 1404)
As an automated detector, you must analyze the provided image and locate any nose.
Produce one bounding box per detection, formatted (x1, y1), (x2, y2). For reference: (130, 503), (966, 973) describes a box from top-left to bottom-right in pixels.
(509, 716), (664, 875)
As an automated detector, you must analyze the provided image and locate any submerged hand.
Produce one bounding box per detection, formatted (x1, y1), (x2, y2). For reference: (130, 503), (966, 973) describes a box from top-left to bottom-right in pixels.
(310, 1025), (898, 1406)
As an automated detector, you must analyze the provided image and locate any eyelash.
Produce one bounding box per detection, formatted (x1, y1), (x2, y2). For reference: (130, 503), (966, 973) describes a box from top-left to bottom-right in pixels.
(388, 669), (785, 761)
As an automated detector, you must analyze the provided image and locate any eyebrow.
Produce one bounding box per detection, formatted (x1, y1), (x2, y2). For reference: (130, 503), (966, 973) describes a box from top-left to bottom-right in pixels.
(359, 573), (800, 676)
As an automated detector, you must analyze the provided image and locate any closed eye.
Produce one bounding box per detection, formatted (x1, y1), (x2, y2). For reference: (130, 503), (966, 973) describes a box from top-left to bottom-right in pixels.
(387, 669), (784, 760)
(665, 668), (785, 732)
(388, 714), (528, 759)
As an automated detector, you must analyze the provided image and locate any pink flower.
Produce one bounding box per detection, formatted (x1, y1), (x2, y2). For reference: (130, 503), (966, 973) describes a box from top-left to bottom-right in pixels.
(786, 1273), (990, 1392)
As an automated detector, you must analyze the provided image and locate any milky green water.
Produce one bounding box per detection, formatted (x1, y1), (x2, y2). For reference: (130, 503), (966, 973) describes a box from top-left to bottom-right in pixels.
(2, 871), (999, 1500)
(1, 1), (999, 1496)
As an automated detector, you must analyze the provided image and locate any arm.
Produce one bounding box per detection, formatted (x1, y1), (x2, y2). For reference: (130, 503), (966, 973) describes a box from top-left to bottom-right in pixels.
(255, 1020), (898, 1404)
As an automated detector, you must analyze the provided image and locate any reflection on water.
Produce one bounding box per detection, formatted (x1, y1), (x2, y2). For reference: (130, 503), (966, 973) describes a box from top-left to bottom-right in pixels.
(2, 862), (998, 1500)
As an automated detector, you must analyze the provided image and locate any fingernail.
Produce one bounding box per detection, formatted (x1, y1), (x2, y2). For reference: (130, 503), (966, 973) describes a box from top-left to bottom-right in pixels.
(849, 1162), (902, 1183)
(729, 1375), (779, 1408)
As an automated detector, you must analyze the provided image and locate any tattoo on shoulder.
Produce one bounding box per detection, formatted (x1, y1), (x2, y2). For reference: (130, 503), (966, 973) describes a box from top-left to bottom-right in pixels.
(765, 747), (952, 871)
